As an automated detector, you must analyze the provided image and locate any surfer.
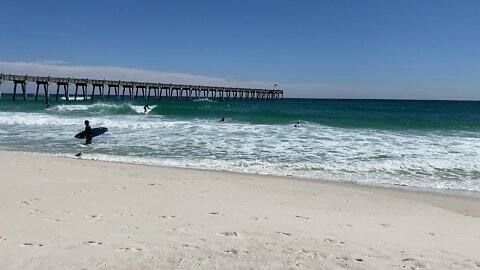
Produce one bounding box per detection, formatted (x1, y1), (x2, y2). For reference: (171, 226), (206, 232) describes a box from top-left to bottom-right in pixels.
(84, 120), (93, 145)
(143, 104), (150, 114)
(46, 102), (51, 109)
(219, 117), (225, 122)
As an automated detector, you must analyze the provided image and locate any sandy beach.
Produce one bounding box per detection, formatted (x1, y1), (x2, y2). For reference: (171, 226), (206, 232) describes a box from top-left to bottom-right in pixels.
(0, 151), (479, 269)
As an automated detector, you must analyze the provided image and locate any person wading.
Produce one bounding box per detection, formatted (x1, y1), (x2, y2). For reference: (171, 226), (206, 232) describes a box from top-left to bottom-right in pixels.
(84, 120), (93, 145)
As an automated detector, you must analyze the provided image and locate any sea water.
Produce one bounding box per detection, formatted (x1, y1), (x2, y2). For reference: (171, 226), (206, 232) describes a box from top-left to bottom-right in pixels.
(0, 95), (479, 192)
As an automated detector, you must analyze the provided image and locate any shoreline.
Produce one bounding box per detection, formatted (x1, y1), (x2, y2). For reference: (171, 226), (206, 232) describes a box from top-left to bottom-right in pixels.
(5, 149), (480, 208)
(1, 150), (480, 269)
(43, 152), (480, 219)
(6, 148), (480, 197)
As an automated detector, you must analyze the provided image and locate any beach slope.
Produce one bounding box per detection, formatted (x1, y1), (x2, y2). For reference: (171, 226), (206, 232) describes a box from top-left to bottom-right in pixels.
(0, 151), (479, 269)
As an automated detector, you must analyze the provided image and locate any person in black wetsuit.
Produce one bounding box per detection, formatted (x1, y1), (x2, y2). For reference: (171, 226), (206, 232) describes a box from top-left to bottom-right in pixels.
(84, 120), (93, 145)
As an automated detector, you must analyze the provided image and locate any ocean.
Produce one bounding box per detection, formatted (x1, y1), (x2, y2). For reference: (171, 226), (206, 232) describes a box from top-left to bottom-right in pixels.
(1, 95), (479, 193)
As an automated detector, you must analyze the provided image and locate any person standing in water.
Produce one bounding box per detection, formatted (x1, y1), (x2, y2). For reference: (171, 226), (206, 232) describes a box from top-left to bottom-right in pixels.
(143, 104), (150, 114)
(84, 120), (93, 145)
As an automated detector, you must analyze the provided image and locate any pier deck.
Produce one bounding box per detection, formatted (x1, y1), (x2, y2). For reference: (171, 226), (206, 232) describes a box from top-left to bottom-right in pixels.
(0, 74), (283, 102)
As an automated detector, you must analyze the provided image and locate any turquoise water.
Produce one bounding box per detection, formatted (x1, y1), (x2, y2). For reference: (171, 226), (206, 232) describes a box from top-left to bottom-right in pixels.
(1, 94), (479, 192)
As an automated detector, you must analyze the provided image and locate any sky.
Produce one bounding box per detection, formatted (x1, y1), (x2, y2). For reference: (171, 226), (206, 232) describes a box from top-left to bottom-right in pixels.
(0, 0), (479, 99)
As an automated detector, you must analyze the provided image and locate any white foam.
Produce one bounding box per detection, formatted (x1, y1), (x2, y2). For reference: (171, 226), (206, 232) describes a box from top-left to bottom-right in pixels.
(52, 103), (124, 112)
(128, 104), (157, 114)
(60, 96), (91, 101)
(1, 109), (480, 192)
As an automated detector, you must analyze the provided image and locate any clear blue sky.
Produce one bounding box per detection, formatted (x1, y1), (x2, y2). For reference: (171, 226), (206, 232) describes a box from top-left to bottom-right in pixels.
(0, 0), (479, 99)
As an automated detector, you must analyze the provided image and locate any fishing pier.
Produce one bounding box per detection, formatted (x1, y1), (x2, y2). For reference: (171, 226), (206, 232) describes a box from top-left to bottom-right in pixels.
(0, 74), (283, 102)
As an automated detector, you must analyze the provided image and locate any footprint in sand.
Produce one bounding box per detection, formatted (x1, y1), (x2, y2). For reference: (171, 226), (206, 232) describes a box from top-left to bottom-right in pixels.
(378, 223), (397, 229)
(294, 215), (310, 220)
(73, 190), (92, 195)
(0, 236), (6, 242)
(208, 212), (222, 215)
(117, 247), (142, 252)
(81, 241), (102, 246)
(274, 232), (291, 236)
(181, 244), (200, 250)
(121, 225), (140, 230)
(21, 242), (43, 247)
(401, 258), (431, 269)
(57, 210), (71, 215)
(334, 223), (353, 228)
(147, 183), (162, 187)
(17, 201), (30, 206)
(44, 218), (61, 222)
(428, 232), (444, 237)
(323, 238), (339, 244)
(219, 232), (238, 237)
(85, 214), (103, 223)
(114, 187), (127, 191)
(249, 217), (269, 221)
(224, 249), (240, 255)
(158, 215), (176, 219)
(165, 228), (190, 233)
(22, 209), (43, 216)
(335, 256), (350, 263)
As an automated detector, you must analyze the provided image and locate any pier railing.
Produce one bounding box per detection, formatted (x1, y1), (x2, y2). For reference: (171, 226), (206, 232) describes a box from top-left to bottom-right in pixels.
(0, 73), (284, 102)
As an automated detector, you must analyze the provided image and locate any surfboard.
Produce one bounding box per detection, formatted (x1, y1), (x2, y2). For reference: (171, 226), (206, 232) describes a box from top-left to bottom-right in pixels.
(74, 127), (108, 139)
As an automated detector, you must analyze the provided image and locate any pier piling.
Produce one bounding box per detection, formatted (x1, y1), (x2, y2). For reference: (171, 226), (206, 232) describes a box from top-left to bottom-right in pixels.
(35, 81), (49, 101)
(56, 82), (69, 101)
(13, 79), (27, 101)
(0, 74), (3, 98)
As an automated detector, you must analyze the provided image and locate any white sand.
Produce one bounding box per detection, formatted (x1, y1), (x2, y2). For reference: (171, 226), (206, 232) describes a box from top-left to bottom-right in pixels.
(0, 151), (479, 269)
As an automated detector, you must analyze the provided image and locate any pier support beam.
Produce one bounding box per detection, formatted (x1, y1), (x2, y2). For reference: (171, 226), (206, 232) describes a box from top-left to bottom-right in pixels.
(13, 80), (27, 101)
(135, 85), (147, 100)
(74, 83), (87, 101)
(107, 84), (120, 100)
(56, 82), (69, 101)
(170, 87), (180, 100)
(35, 82), (49, 102)
(122, 85), (134, 99)
(148, 86), (159, 100)
(92, 83), (105, 101)
(158, 87), (164, 100)
(176, 88), (181, 100)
